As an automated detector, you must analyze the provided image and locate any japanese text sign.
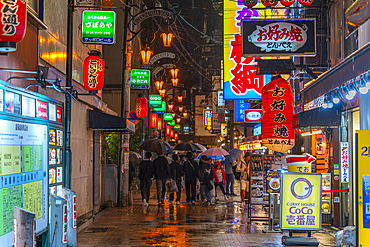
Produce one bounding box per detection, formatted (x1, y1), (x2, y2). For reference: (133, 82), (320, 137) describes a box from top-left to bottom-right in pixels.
(241, 19), (316, 57)
(62, 204), (67, 243)
(234, 100), (250, 123)
(130, 69), (150, 89)
(149, 94), (162, 108)
(163, 113), (173, 122)
(223, 0), (272, 100)
(244, 109), (262, 122)
(83, 55), (105, 91)
(203, 110), (212, 130)
(82, 10), (116, 44)
(153, 101), (166, 113)
(341, 142), (349, 183)
(280, 173), (322, 230)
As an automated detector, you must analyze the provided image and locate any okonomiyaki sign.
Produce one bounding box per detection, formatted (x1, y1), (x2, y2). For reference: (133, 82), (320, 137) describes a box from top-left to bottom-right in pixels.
(280, 173), (322, 230)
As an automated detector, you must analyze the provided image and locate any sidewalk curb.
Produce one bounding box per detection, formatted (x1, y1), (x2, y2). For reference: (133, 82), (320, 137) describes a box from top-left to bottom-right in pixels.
(77, 207), (110, 234)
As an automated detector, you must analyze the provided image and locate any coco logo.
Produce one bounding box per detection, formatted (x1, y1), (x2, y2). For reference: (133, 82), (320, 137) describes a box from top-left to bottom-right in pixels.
(290, 177), (314, 200)
(244, 109), (262, 122)
(150, 96), (161, 101)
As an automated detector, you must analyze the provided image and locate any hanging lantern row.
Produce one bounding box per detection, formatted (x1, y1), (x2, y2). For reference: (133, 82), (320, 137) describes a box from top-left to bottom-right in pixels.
(171, 78), (179, 87)
(177, 95), (183, 103)
(168, 103), (174, 111)
(183, 112), (188, 117)
(83, 50), (105, 91)
(170, 68), (179, 79)
(244, 0), (313, 7)
(159, 89), (166, 97)
(150, 113), (158, 128)
(156, 118), (163, 131)
(178, 106), (183, 112)
(166, 125), (171, 136)
(135, 97), (148, 118)
(176, 118), (181, 124)
(170, 129), (175, 138)
(261, 75), (295, 153)
(174, 133), (179, 140)
(155, 79), (164, 91)
(161, 32), (174, 47)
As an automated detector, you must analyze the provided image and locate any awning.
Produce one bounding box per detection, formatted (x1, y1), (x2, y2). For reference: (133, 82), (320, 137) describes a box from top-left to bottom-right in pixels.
(88, 110), (135, 133)
(295, 104), (342, 128)
(302, 42), (370, 104)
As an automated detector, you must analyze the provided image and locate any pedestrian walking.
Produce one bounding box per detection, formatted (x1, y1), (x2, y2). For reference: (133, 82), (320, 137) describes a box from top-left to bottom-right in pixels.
(224, 160), (237, 196)
(207, 157), (217, 203)
(213, 162), (228, 201)
(153, 152), (172, 205)
(236, 153), (251, 208)
(138, 152), (154, 206)
(183, 152), (199, 205)
(169, 154), (184, 204)
(199, 155), (213, 205)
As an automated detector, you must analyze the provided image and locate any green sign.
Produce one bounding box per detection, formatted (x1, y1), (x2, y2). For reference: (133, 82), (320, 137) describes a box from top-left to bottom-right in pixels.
(153, 102), (166, 113)
(163, 113), (173, 122)
(169, 120), (175, 126)
(130, 69), (150, 89)
(149, 95), (162, 108)
(82, 10), (116, 44)
(174, 124), (181, 130)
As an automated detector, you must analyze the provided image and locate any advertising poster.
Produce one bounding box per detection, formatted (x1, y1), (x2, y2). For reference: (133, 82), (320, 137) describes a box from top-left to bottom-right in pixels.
(49, 168), (56, 184)
(36, 100), (48, 119)
(266, 170), (281, 194)
(0, 119), (48, 245)
(57, 130), (63, 146)
(223, 0), (271, 100)
(49, 129), (56, 145)
(57, 149), (62, 165)
(321, 173), (331, 214)
(280, 173), (322, 230)
(4, 91), (14, 113)
(57, 167), (63, 183)
(49, 148), (56, 165)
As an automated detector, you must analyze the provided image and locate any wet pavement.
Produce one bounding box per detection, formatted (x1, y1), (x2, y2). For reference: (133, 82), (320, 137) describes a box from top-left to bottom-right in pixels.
(78, 181), (336, 247)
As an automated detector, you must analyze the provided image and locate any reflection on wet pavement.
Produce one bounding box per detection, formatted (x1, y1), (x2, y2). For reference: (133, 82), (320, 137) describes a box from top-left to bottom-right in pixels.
(78, 184), (336, 246)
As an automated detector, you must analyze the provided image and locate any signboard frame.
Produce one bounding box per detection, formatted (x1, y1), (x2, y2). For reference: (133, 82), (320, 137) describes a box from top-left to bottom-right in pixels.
(130, 69), (150, 89)
(81, 10), (116, 45)
(148, 94), (162, 108)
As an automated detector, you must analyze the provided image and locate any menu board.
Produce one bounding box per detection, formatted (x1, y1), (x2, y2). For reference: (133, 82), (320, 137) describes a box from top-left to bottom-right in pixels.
(0, 119), (48, 245)
(266, 170), (281, 194)
(322, 173), (331, 214)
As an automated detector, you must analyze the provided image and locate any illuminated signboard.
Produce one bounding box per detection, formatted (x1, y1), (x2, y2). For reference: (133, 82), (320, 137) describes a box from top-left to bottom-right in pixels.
(234, 100), (250, 123)
(82, 10), (116, 44)
(149, 94), (162, 108)
(244, 109), (262, 122)
(153, 101), (166, 113)
(223, 0), (272, 100)
(130, 69), (150, 89)
(340, 142), (349, 183)
(241, 19), (316, 57)
(203, 110), (212, 130)
(163, 113), (173, 122)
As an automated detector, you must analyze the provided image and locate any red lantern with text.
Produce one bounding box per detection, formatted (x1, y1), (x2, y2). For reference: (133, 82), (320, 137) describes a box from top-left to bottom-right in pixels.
(261, 75), (295, 153)
(298, 0), (313, 6)
(83, 51), (105, 91)
(316, 134), (326, 155)
(135, 97), (148, 118)
(150, 113), (158, 128)
(170, 130), (175, 138)
(0, 0), (27, 52)
(261, 0), (277, 7)
(166, 125), (171, 136)
(280, 0), (295, 6)
(156, 118), (163, 131)
(174, 133), (179, 140)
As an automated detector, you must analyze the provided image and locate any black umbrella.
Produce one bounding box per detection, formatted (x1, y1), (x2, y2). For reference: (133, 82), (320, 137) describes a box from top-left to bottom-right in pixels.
(222, 149), (242, 164)
(138, 138), (172, 154)
(173, 142), (201, 152)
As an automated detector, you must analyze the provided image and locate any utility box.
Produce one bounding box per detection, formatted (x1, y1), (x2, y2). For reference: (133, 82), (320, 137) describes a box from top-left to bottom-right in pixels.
(50, 195), (67, 247)
(58, 188), (77, 247)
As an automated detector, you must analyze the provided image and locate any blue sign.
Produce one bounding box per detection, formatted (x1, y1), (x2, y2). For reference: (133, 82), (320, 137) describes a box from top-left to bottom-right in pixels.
(363, 175), (370, 228)
(234, 100), (250, 123)
(253, 123), (261, 136)
(224, 75), (272, 100)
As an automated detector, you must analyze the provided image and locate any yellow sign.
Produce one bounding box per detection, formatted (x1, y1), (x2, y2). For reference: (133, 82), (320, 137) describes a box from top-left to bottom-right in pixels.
(287, 164), (312, 173)
(356, 130), (370, 245)
(221, 123), (227, 137)
(280, 173), (322, 230)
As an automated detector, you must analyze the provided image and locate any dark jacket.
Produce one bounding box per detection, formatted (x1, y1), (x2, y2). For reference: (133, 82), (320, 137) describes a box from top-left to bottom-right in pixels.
(138, 160), (154, 181)
(153, 156), (171, 180)
(169, 161), (184, 181)
(199, 161), (213, 184)
(184, 159), (199, 181)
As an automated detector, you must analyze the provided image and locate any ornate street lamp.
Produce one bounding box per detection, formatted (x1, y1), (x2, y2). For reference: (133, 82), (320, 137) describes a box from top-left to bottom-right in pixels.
(170, 68), (179, 78)
(155, 79), (164, 91)
(171, 78), (179, 87)
(139, 47), (153, 65)
(159, 89), (166, 97)
(176, 118), (181, 124)
(160, 31), (174, 47)
(178, 106), (183, 112)
(177, 95), (183, 103)
(168, 103), (174, 111)
(183, 112), (188, 117)
(172, 113), (176, 118)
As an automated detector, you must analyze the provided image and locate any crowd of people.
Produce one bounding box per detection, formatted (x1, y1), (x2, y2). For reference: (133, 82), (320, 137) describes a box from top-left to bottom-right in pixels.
(137, 151), (251, 207)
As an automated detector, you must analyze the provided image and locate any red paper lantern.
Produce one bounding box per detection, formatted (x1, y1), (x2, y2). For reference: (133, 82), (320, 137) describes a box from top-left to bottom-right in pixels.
(243, 0), (257, 7)
(150, 113), (158, 128)
(261, 0), (277, 7)
(261, 75), (295, 153)
(280, 0), (295, 6)
(166, 125), (171, 136)
(174, 133), (179, 140)
(135, 97), (148, 118)
(170, 130), (175, 138)
(0, 0), (27, 52)
(298, 0), (313, 6)
(156, 118), (163, 131)
(83, 52), (105, 91)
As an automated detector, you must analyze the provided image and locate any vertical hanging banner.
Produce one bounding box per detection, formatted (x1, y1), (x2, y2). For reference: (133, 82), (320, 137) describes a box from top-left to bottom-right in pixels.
(83, 54), (105, 91)
(223, 0), (271, 100)
(340, 142), (349, 183)
(261, 75), (295, 152)
(82, 10), (116, 44)
(280, 173), (322, 230)
(0, 0), (27, 52)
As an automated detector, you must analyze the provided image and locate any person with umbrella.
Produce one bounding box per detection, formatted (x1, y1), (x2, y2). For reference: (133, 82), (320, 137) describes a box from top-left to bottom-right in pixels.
(153, 152), (172, 205)
(236, 152), (251, 208)
(183, 152), (199, 205)
(169, 154), (184, 205)
(138, 152), (154, 206)
(199, 155), (213, 205)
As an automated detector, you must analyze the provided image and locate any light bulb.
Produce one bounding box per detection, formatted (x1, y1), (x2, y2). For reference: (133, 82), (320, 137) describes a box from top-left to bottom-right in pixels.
(360, 86), (368, 94)
(322, 103), (328, 108)
(367, 82), (370, 89)
(327, 102), (333, 108)
(333, 97), (340, 104)
(345, 93), (355, 100)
